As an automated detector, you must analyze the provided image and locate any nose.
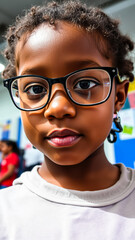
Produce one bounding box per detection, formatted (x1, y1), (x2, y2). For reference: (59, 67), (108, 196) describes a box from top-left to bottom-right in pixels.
(44, 84), (76, 120)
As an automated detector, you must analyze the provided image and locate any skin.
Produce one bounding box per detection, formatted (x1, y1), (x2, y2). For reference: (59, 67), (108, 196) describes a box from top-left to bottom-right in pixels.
(0, 143), (16, 184)
(15, 21), (128, 191)
(0, 141), (4, 159)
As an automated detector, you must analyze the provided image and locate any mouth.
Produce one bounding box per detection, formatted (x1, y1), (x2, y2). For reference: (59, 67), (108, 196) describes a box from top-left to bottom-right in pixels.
(45, 129), (82, 147)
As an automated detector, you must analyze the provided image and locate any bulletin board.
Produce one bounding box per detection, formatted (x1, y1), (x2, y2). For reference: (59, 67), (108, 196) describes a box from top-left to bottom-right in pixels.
(114, 80), (135, 168)
(114, 110), (135, 168)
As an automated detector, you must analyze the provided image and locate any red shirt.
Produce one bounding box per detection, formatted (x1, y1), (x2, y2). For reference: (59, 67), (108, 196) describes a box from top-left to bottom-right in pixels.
(0, 152), (19, 187)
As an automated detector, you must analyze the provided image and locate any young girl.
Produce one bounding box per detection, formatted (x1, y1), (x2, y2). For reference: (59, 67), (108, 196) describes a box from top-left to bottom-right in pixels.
(0, 140), (19, 189)
(0, 1), (135, 239)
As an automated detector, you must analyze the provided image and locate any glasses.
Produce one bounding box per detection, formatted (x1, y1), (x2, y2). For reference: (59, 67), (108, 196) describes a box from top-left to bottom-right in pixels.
(3, 67), (120, 111)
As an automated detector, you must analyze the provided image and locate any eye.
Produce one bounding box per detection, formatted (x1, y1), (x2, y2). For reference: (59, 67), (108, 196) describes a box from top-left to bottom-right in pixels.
(24, 84), (47, 99)
(74, 78), (99, 90)
(26, 85), (45, 94)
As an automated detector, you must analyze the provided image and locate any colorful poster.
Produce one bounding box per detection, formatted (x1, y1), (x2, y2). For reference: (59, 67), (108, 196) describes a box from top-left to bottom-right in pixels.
(1, 120), (11, 139)
(114, 108), (135, 168)
(127, 80), (135, 109)
(119, 109), (135, 140)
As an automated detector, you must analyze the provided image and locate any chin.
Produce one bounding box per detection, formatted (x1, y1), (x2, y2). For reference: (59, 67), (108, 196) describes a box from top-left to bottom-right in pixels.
(47, 154), (86, 166)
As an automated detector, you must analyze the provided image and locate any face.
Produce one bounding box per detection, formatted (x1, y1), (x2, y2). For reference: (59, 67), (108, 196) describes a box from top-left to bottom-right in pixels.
(16, 21), (116, 166)
(1, 142), (12, 155)
(0, 141), (2, 151)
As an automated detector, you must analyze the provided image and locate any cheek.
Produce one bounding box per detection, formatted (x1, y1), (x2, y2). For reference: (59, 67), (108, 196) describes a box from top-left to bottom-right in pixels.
(21, 111), (40, 143)
(80, 98), (115, 144)
(21, 110), (49, 152)
(2, 146), (9, 154)
(86, 109), (112, 136)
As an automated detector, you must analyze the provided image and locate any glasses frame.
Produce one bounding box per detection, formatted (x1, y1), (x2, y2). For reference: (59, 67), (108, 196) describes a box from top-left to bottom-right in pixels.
(3, 67), (119, 111)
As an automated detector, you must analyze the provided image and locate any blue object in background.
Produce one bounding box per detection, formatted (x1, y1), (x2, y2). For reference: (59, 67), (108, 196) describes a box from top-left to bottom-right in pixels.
(114, 132), (135, 168)
(122, 97), (130, 110)
(17, 117), (22, 147)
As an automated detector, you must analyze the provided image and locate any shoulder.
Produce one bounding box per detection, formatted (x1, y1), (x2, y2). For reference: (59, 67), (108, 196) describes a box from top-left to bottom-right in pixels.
(0, 184), (26, 205)
(0, 184), (38, 238)
(0, 184), (34, 217)
(0, 167), (42, 208)
(7, 152), (19, 164)
(112, 164), (135, 203)
(10, 152), (19, 159)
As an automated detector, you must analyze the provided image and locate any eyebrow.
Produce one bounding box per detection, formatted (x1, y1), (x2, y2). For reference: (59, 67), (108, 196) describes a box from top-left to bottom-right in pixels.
(20, 68), (44, 76)
(65, 60), (100, 68)
(20, 60), (100, 76)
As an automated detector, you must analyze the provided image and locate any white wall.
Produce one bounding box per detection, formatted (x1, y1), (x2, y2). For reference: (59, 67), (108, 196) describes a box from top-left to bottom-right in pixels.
(0, 86), (20, 122)
(0, 85), (21, 141)
(104, 0), (135, 39)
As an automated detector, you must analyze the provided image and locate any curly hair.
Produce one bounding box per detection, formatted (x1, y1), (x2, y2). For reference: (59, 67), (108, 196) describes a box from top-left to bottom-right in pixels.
(2, 0), (134, 82)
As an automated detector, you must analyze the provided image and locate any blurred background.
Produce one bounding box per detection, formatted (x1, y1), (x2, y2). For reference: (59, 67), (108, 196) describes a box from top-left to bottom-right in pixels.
(0, 0), (135, 170)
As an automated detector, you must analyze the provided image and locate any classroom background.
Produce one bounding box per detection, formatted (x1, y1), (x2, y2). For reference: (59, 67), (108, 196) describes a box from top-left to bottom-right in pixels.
(0, 0), (135, 167)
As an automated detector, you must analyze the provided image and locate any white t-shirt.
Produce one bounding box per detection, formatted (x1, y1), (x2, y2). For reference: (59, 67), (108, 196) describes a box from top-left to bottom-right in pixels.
(0, 163), (135, 240)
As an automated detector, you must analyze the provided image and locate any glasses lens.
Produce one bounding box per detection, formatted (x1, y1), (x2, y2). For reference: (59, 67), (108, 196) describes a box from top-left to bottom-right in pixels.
(66, 69), (111, 105)
(11, 76), (49, 110)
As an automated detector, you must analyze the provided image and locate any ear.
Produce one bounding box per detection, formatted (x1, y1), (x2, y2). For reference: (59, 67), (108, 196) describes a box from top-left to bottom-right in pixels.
(115, 80), (129, 112)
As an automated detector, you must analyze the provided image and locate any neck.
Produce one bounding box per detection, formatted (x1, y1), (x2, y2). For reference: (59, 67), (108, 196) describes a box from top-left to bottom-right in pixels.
(39, 145), (120, 191)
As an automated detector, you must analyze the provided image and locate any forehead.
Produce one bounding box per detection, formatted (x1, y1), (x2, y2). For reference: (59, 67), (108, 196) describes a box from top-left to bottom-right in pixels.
(16, 21), (112, 76)
(1, 142), (8, 147)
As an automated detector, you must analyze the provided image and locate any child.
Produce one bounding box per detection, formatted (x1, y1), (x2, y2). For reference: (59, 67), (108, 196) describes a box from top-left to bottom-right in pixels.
(0, 140), (19, 189)
(0, 1), (135, 239)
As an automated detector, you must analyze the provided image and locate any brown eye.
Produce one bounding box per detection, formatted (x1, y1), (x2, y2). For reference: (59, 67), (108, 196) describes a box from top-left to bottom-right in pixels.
(25, 85), (46, 95)
(74, 79), (98, 90)
(24, 84), (47, 100)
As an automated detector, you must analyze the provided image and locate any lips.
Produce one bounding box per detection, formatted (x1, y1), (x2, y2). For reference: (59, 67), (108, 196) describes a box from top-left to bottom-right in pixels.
(46, 129), (81, 147)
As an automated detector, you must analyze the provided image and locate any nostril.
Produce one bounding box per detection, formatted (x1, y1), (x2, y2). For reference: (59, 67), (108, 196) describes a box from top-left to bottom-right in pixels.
(47, 114), (71, 120)
(64, 114), (72, 118)
(47, 115), (55, 120)
(46, 112), (74, 121)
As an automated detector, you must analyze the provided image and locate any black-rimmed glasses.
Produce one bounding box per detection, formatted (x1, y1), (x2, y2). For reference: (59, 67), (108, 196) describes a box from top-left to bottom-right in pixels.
(3, 67), (120, 111)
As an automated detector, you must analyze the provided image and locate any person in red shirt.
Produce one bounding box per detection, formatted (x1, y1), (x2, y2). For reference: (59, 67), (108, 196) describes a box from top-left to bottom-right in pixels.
(0, 140), (20, 189)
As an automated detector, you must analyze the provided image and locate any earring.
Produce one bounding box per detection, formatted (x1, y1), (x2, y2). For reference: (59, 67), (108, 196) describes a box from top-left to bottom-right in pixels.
(107, 112), (123, 143)
(32, 145), (36, 149)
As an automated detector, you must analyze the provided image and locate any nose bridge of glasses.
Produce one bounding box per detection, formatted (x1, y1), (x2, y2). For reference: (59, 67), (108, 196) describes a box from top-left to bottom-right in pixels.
(48, 83), (73, 112)
(49, 76), (67, 86)
(49, 76), (68, 99)
(49, 76), (67, 94)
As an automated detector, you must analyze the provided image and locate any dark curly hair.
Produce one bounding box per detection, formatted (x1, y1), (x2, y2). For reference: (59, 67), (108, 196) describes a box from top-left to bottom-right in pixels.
(2, 0), (134, 82)
(1, 139), (20, 155)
